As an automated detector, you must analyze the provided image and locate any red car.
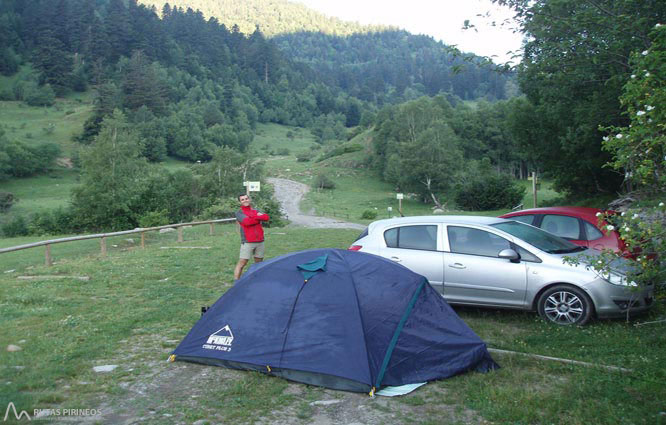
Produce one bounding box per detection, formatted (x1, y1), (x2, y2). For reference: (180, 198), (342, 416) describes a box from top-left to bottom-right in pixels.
(499, 207), (624, 253)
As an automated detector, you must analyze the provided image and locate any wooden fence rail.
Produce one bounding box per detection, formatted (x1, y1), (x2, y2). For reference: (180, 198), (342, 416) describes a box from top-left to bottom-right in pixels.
(0, 218), (236, 266)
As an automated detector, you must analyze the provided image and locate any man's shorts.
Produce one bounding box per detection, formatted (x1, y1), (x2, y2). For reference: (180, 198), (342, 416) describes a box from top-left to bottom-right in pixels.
(239, 242), (265, 260)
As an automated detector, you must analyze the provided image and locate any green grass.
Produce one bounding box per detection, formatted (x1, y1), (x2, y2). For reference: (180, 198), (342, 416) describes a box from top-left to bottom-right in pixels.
(0, 168), (79, 217)
(0, 226), (664, 424)
(0, 94), (93, 157)
(251, 123), (319, 156)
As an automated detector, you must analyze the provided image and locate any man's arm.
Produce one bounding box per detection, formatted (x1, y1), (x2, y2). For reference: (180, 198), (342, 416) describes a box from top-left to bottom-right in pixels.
(236, 211), (261, 226)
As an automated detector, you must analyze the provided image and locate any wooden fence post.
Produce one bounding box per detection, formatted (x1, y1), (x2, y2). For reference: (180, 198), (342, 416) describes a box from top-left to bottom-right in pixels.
(100, 237), (107, 256)
(178, 226), (183, 243)
(141, 232), (145, 249)
(209, 223), (214, 236)
(45, 244), (52, 267)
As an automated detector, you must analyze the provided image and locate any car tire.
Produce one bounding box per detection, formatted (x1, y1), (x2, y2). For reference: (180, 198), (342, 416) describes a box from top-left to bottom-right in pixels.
(537, 285), (594, 326)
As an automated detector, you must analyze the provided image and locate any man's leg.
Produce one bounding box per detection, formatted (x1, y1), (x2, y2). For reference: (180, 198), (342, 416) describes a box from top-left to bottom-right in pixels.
(234, 258), (248, 280)
(254, 257), (263, 263)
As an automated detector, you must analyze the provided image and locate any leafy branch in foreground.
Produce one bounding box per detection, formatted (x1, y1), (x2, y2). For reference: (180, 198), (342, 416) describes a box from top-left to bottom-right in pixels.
(602, 24), (666, 194)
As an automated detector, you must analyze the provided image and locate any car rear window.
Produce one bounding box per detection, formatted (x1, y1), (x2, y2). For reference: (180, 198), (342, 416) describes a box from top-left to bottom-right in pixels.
(384, 225), (437, 251)
(583, 221), (604, 241)
(541, 215), (581, 239)
(508, 214), (536, 225)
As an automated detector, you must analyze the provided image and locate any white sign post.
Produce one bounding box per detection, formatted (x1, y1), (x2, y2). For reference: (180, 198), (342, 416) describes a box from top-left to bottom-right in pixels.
(396, 193), (404, 216)
(243, 181), (261, 195)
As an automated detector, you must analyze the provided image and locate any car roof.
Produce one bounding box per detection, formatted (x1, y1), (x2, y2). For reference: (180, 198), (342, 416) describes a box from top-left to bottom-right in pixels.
(500, 206), (605, 219)
(369, 215), (507, 229)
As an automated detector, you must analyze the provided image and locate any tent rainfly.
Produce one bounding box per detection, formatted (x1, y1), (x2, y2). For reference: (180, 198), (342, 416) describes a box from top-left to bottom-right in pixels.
(170, 248), (498, 394)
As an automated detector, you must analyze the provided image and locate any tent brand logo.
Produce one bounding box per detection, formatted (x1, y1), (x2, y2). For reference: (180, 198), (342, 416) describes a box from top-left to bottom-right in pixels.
(3, 402), (31, 421)
(203, 325), (234, 352)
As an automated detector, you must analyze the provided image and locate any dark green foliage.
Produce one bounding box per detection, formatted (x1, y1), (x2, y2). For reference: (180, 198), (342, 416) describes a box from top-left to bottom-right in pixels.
(0, 47), (20, 75)
(275, 30), (512, 104)
(28, 207), (76, 235)
(313, 173), (336, 190)
(137, 209), (170, 228)
(455, 173), (525, 211)
(361, 209), (377, 220)
(70, 110), (149, 230)
(0, 191), (15, 212)
(1, 215), (28, 236)
(0, 140), (61, 178)
(296, 151), (313, 162)
(23, 83), (55, 106)
(316, 143), (363, 162)
(121, 51), (168, 114)
(502, 0), (666, 195)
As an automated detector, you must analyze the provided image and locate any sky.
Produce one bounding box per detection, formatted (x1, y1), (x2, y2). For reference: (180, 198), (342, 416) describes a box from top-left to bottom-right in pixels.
(294, 0), (524, 64)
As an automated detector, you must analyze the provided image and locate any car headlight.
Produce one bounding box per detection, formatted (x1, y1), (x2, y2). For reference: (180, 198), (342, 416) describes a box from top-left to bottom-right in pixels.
(602, 271), (638, 287)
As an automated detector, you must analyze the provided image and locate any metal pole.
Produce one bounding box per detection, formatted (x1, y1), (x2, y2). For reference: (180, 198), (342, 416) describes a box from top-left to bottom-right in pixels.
(532, 171), (537, 208)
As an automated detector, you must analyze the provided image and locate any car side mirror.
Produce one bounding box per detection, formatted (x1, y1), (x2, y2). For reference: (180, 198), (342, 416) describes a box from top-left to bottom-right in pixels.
(498, 248), (520, 262)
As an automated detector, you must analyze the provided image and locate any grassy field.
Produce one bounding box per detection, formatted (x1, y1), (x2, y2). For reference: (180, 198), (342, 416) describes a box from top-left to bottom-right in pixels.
(0, 226), (664, 424)
(0, 94), (93, 157)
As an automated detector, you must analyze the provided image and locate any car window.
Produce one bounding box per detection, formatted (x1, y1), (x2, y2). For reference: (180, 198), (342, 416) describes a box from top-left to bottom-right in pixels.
(384, 228), (398, 248)
(448, 226), (511, 257)
(514, 245), (541, 262)
(491, 221), (583, 254)
(384, 225), (437, 251)
(541, 215), (581, 239)
(509, 214), (536, 225)
(583, 221), (604, 241)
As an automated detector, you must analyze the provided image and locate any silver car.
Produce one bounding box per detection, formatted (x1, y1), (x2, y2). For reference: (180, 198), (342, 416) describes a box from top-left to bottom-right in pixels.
(349, 216), (654, 325)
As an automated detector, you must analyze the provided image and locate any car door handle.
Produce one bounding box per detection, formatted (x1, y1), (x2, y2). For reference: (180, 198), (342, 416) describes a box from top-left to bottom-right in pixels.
(390, 256), (402, 263)
(449, 263), (466, 269)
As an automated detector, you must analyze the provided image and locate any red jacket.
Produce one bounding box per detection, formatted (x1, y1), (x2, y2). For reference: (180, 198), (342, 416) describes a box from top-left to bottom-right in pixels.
(236, 205), (270, 243)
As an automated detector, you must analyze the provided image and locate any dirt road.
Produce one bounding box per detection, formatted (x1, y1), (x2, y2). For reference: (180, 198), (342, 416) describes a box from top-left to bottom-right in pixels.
(268, 177), (365, 230)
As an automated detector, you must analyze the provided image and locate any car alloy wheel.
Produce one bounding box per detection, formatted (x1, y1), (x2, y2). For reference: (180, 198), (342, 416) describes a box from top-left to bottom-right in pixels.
(537, 285), (593, 325)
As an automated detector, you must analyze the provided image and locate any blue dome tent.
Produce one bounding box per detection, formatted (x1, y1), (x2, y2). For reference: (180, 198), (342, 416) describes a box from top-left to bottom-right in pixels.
(171, 249), (497, 394)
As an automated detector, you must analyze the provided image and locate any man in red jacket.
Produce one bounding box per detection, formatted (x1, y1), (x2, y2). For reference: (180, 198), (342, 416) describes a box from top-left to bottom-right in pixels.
(234, 194), (270, 280)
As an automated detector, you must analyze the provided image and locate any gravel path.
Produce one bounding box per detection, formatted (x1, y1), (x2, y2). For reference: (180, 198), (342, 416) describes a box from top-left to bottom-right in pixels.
(268, 177), (365, 230)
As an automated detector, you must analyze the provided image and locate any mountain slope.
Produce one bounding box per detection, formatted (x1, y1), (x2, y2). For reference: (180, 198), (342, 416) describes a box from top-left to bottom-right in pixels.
(138, 0), (388, 36)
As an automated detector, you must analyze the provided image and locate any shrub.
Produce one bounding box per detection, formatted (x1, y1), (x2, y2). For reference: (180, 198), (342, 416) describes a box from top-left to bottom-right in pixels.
(361, 209), (377, 219)
(296, 151), (313, 162)
(276, 147), (290, 156)
(1, 215), (29, 237)
(24, 83), (55, 107)
(28, 208), (75, 235)
(197, 198), (239, 220)
(138, 210), (170, 228)
(455, 174), (525, 211)
(313, 173), (336, 190)
(43, 123), (55, 135)
(0, 192), (15, 212)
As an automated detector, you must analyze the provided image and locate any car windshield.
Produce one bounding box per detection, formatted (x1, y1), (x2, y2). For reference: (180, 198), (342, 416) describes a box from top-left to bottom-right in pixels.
(491, 221), (587, 254)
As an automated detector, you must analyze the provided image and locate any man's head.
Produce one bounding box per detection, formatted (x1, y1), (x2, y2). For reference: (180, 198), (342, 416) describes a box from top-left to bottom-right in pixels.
(238, 194), (251, 207)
